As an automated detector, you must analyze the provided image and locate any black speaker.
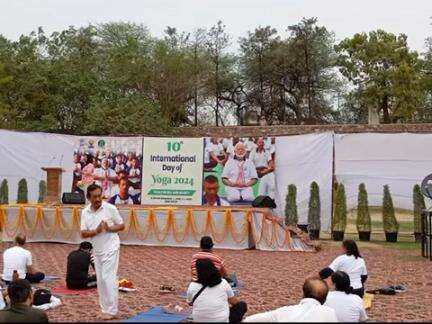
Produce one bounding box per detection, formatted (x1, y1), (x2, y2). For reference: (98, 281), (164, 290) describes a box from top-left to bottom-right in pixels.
(252, 195), (276, 208)
(62, 192), (85, 204)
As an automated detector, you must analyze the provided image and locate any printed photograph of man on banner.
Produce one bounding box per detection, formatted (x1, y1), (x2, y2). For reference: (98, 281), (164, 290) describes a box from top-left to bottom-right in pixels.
(72, 138), (143, 205)
(203, 137), (276, 205)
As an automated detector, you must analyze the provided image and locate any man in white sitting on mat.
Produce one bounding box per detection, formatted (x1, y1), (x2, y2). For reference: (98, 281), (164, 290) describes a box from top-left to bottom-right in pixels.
(222, 142), (258, 203)
(244, 277), (337, 322)
(80, 183), (125, 320)
(2, 234), (45, 284)
(249, 137), (276, 199)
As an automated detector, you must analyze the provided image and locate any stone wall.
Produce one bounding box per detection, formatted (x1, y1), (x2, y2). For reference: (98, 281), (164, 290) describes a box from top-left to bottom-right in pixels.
(176, 123), (432, 137)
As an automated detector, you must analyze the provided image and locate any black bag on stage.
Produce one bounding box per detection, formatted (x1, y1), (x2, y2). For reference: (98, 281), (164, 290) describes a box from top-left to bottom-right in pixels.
(33, 288), (51, 306)
(62, 192), (85, 204)
(252, 195), (276, 208)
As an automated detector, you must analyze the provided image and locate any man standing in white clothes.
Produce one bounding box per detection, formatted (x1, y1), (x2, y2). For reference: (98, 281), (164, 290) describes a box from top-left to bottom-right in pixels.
(80, 183), (125, 320)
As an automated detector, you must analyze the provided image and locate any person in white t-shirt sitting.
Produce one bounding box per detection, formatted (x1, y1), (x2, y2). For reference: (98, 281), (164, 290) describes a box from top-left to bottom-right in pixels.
(249, 137), (276, 198)
(319, 239), (368, 298)
(187, 258), (247, 323)
(2, 235), (45, 284)
(204, 138), (227, 171)
(221, 142), (258, 203)
(243, 277), (337, 322)
(325, 271), (368, 322)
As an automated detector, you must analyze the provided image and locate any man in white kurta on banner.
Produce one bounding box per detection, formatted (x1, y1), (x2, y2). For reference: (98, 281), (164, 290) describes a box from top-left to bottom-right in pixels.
(80, 183), (125, 320)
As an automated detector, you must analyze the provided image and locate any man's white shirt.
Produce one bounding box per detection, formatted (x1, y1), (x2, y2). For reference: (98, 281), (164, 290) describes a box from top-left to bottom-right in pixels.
(325, 291), (368, 322)
(80, 201), (124, 255)
(243, 298), (338, 322)
(329, 255), (367, 289)
(222, 158), (258, 187)
(249, 149), (272, 168)
(2, 246), (32, 281)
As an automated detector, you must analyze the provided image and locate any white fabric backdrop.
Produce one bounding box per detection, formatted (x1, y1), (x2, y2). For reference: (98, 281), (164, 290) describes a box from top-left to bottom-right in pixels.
(274, 132), (334, 231)
(335, 133), (432, 211)
(0, 130), (143, 203)
(0, 130), (76, 203)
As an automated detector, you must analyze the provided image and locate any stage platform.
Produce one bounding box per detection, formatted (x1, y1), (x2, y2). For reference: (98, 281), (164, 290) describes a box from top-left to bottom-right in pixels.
(0, 204), (315, 252)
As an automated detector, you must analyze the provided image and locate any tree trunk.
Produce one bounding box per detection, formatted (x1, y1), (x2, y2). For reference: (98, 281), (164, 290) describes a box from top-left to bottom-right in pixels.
(215, 56), (219, 127)
(381, 95), (391, 124)
(368, 106), (380, 125)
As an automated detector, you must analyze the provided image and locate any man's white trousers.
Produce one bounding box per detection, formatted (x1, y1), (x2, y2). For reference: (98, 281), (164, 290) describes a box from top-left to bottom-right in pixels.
(94, 248), (119, 315)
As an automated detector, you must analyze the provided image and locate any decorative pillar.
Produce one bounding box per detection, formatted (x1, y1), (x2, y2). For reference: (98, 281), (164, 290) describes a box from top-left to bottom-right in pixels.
(41, 167), (65, 204)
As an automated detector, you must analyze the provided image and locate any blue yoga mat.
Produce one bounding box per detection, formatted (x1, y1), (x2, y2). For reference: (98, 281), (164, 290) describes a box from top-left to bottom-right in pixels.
(124, 307), (190, 323)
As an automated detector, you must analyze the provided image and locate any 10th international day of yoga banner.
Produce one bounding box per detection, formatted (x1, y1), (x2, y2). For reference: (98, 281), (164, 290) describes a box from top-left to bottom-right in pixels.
(142, 137), (204, 205)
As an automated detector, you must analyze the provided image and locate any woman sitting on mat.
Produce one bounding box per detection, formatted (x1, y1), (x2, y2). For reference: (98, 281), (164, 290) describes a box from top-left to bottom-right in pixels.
(318, 239), (368, 298)
(186, 259), (247, 323)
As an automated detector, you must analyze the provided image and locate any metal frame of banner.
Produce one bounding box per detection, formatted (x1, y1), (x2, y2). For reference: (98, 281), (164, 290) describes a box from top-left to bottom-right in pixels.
(421, 211), (432, 261)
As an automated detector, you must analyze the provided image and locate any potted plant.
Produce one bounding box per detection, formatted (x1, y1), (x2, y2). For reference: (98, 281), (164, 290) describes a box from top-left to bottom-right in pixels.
(332, 183), (347, 241)
(413, 184), (425, 242)
(38, 180), (47, 204)
(285, 184), (298, 227)
(382, 185), (399, 242)
(17, 178), (28, 204)
(0, 179), (8, 204)
(357, 183), (371, 241)
(307, 181), (321, 240)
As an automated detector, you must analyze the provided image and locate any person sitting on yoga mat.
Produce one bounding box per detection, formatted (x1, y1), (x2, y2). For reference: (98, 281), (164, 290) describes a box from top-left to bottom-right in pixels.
(66, 241), (97, 289)
(318, 239), (368, 298)
(2, 234), (45, 284)
(243, 277), (337, 322)
(324, 271), (368, 322)
(191, 236), (229, 282)
(0, 279), (48, 323)
(187, 259), (247, 323)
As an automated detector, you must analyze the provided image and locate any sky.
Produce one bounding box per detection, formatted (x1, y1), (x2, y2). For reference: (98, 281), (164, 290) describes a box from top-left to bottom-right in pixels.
(0, 0), (431, 53)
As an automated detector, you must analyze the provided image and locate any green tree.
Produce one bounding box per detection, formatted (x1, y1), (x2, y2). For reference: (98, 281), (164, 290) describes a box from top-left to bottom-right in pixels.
(382, 185), (399, 232)
(285, 184), (298, 226)
(0, 179), (8, 204)
(413, 184), (425, 234)
(38, 180), (47, 203)
(333, 183), (347, 232)
(356, 183), (371, 232)
(336, 30), (423, 123)
(307, 181), (321, 231)
(17, 178), (28, 204)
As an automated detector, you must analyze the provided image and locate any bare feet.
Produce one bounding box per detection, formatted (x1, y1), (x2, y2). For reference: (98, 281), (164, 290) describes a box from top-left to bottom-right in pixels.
(100, 313), (118, 321)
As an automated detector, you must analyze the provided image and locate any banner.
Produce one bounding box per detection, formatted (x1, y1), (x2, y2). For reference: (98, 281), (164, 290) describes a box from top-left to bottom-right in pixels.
(203, 137), (276, 207)
(72, 137), (143, 205)
(142, 138), (203, 205)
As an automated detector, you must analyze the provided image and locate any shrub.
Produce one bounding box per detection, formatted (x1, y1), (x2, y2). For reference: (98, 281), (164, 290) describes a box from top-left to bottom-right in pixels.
(308, 181), (321, 231)
(285, 184), (298, 226)
(413, 184), (425, 234)
(38, 180), (47, 203)
(357, 183), (371, 232)
(382, 185), (399, 233)
(0, 179), (8, 204)
(17, 178), (28, 204)
(333, 183), (347, 232)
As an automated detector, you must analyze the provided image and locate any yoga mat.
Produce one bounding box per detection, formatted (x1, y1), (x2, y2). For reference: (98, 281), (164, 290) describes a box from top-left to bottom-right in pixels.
(124, 307), (190, 323)
(363, 293), (374, 309)
(41, 275), (61, 282)
(51, 286), (96, 296)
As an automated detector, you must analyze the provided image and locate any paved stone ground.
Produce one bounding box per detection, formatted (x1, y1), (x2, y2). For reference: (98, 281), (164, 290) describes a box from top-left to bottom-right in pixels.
(1, 241), (431, 322)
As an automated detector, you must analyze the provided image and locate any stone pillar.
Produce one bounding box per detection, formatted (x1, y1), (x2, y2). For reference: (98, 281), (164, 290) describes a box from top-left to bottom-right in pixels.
(41, 167), (65, 204)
